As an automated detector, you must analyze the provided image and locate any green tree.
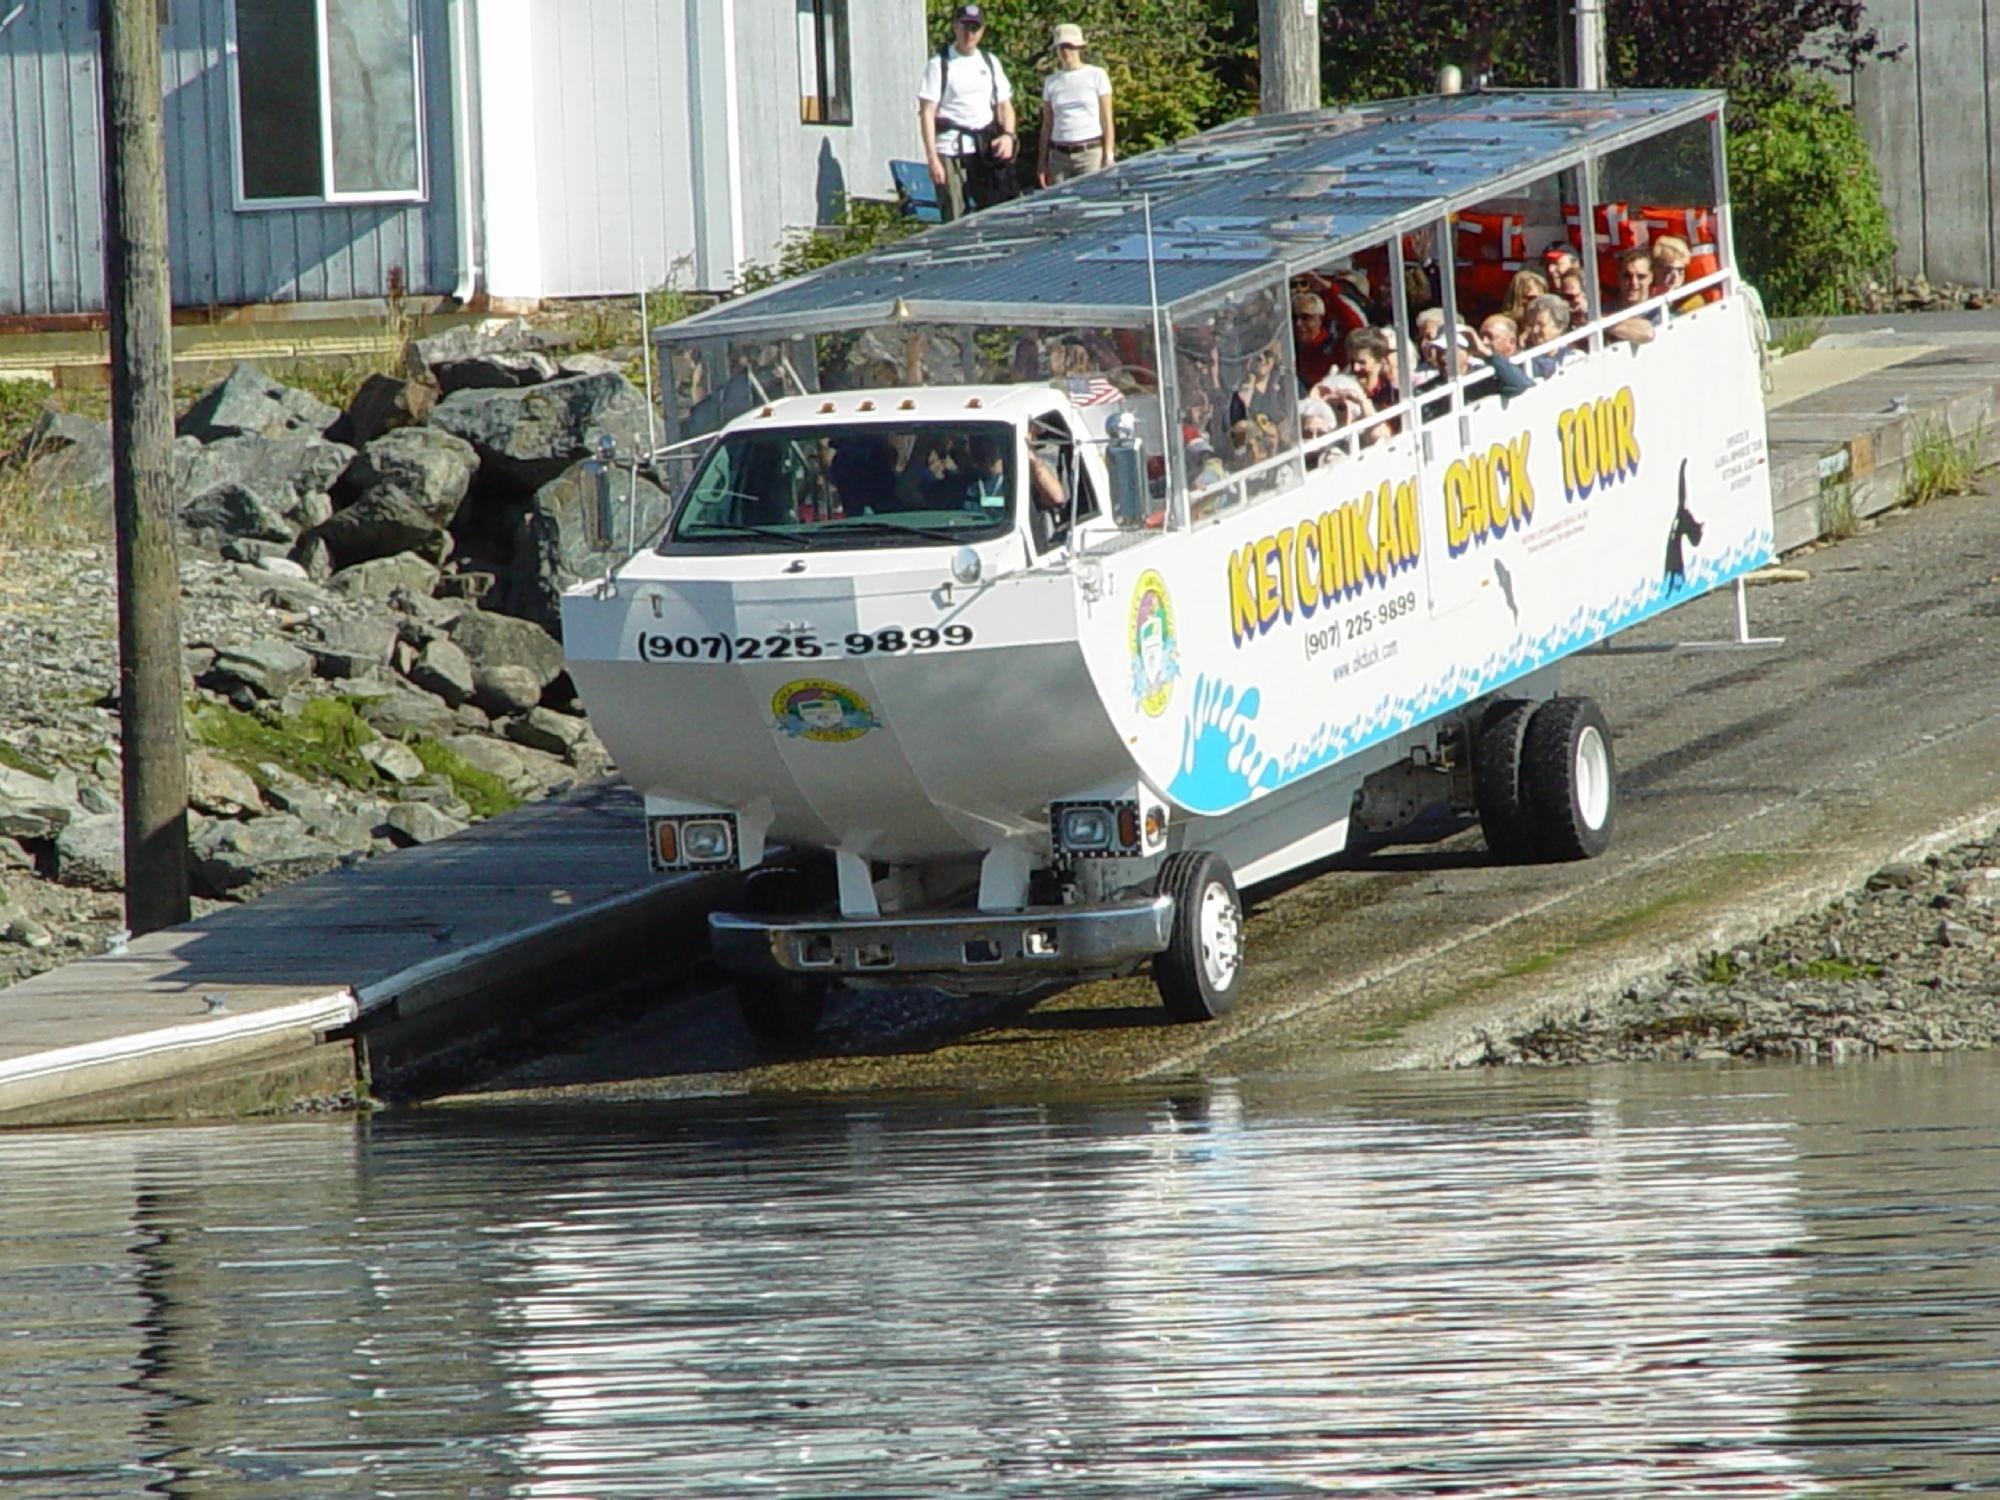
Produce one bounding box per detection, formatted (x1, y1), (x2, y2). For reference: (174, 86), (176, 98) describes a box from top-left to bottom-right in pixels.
(923, 1), (1246, 156)
(1726, 79), (1894, 314)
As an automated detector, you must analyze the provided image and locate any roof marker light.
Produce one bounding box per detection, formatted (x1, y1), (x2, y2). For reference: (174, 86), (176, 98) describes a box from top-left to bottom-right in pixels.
(760, 406), (775, 417)
(859, 399), (875, 412)
(899, 398), (916, 410)
(818, 401), (836, 414)
(966, 397), (983, 409)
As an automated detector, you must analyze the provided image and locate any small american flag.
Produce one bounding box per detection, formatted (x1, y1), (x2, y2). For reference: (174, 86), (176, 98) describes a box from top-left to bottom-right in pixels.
(1067, 375), (1123, 408)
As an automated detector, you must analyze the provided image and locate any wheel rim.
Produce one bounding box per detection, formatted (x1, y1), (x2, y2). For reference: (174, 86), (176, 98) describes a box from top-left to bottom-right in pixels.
(1197, 880), (1242, 989)
(1575, 724), (1612, 829)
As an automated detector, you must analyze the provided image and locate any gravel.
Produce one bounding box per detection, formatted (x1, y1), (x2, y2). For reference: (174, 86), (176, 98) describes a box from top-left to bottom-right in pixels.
(1481, 828), (2000, 1066)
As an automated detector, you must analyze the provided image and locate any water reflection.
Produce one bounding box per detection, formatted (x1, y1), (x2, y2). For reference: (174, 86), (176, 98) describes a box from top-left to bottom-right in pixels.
(2, 1059), (1997, 1496)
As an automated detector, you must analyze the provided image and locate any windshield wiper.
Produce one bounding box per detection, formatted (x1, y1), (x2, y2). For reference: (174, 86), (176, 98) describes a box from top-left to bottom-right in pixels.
(821, 517), (987, 546)
(674, 522), (804, 547)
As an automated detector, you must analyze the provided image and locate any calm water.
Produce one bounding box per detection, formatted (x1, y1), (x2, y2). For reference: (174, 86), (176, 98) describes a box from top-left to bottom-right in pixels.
(5, 1057), (2000, 1498)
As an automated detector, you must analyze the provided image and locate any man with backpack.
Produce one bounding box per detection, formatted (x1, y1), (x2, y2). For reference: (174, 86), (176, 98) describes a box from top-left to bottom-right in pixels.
(917, 4), (1019, 222)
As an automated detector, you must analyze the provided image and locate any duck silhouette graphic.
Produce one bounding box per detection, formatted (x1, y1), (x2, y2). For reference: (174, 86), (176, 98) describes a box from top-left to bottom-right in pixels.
(1663, 458), (1705, 595)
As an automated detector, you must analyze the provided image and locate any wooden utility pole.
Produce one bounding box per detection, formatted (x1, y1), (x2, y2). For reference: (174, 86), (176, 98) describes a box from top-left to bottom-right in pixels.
(101, 0), (190, 933)
(1259, 0), (1321, 115)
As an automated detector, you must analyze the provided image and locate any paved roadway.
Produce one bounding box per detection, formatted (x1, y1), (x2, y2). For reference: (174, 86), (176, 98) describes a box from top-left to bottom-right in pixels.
(454, 471), (2000, 1104)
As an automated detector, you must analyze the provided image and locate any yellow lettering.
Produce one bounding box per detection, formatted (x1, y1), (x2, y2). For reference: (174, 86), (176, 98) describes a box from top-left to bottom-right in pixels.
(1296, 526), (1320, 614)
(1256, 536), (1281, 629)
(1508, 433), (1535, 524)
(1228, 542), (1261, 644)
(1396, 481), (1419, 567)
(1615, 386), (1641, 476)
(1557, 409), (1578, 500)
(1275, 526), (1298, 622)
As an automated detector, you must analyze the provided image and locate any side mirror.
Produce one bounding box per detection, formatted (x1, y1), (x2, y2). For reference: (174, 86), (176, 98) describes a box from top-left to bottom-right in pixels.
(1105, 412), (1148, 530)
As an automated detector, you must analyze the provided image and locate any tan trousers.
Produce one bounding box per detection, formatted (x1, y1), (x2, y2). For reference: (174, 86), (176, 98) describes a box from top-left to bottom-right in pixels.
(1044, 142), (1105, 183)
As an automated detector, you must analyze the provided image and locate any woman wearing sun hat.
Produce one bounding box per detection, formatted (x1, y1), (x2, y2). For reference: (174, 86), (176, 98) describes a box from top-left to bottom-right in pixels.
(1037, 23), (1115, 187)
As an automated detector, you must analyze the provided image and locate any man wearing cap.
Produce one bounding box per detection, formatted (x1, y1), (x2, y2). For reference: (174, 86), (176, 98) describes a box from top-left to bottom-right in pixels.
(919, 4), (1019, 222)
(1290, 290), (1342, 390)
(1037, 23), (1115, 187)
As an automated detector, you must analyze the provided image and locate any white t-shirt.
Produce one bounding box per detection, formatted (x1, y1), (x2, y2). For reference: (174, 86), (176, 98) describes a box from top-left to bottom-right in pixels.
(1041, 64), (1111, 146)
(918, 47), (1014, 156)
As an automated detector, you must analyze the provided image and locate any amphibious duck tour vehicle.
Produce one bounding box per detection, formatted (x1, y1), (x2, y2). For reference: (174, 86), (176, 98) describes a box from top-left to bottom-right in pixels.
(561, 90), (1776, 1047)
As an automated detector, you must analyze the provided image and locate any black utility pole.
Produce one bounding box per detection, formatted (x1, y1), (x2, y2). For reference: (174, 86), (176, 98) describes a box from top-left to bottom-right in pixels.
(101, 0), (190, 933)
(1259, 0), (1322, 115)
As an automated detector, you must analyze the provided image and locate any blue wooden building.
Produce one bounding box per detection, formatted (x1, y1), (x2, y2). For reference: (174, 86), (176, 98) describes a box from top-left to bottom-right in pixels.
(0, 0), (923, 320)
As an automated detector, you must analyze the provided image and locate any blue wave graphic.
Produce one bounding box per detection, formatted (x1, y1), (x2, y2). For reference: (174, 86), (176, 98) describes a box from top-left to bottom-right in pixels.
(1167, 534), (1773, 814)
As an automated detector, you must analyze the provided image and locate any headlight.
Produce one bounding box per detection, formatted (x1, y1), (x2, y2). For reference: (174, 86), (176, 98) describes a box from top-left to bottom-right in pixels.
(1050, 800), (1145, 858)
(1059, 806), (1115, 850)
(681, 818), (735, 863)
(648, 813), (739, 872)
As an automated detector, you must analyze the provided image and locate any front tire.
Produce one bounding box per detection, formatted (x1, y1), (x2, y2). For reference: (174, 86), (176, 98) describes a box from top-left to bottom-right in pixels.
(1153, 850), (1244, 1022)
(1521, 696), (1616, 860)
(732, 867), (830, 1053)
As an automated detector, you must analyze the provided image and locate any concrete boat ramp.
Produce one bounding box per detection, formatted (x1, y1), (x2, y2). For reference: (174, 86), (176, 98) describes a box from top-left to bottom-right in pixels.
(7, 316), (2000, 1125)
(0, 784), (723, 1125)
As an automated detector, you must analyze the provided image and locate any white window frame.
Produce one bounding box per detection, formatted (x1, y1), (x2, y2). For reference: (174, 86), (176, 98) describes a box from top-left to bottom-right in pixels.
(225, 0), (429, 211)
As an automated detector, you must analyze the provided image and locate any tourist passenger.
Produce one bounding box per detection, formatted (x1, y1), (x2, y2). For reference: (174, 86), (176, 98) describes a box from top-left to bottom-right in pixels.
(1606, 248), (1660, 345)
(1228, 342), (1289, 430)
(918, 4), (1019, 222)
(1345, 326), (1399, 414)
(1541, 239), (1580, 286)
(1649, 235), (1707, 313)
(1557, 267), (1593, 328)
(1037, 24), (1114, 186)
(1521, 293), (1584, 380)
(1479, 313), (1520, 357)
(1291, 291), (1343, 390)
(1500, 268), (1549, 326)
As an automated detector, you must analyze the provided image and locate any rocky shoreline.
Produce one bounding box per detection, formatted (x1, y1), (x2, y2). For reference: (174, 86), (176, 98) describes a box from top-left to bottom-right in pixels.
(1479, 828), (2000, 1067)
(0, 323), (661, 986)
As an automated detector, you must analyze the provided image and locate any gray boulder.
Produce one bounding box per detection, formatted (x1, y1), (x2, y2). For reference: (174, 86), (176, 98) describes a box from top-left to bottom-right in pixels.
(341, 373), (438, 446)
(435, 350), (561, 393)
(182, 482), (296, 545)
(346, 426), (478, 523)
(304, 616), (398, 679)
(351, 684), (456, 740)
(448, 607), (564, 688)
(437, 733), (537, 796)
(0, 764), (79, 840)
(186, 750), (262, 817)
(201, 639), (314, 700)
(360, 738), (427, 784)
(384, 802), (469, 846)
(507, 460), (672, 630)
(312, 487), (453, 566)
(505, 707), (588, 757)
(53, 813), (125, 890)
(190, 814), (342, 900)
(402, 321), (545, 383)
(177, 362), (342, 442)
(405, 637), (476, 707)
(429, 372), (652, 489)
(8, 409), (114, 512)
(328, 552), (441, 601)
(177, 433), (354, 516)
(473, 664), (542, 717)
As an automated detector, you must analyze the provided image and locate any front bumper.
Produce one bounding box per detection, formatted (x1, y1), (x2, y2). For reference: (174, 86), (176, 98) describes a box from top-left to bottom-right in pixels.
(709, 898), (1174, 982)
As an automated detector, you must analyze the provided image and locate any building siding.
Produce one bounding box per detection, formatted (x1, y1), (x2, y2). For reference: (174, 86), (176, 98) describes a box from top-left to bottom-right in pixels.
(0, 0), (461, 318)
(1848, 0), (2000, 289)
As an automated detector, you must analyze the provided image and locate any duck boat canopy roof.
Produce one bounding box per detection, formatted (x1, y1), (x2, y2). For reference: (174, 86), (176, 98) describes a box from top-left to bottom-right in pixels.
(655, 88), (1729, 346)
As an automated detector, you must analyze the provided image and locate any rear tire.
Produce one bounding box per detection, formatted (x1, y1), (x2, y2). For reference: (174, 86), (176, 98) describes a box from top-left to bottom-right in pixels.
(1474, 699), (1538, 864)
(1153, 850), (1244, 1022)
(1521, 696), (1616, 860)
(732, 867), (830, 1053)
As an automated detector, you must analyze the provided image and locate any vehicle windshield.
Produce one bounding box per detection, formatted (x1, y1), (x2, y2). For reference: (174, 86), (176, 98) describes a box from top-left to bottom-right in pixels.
(663, 421), (1018, 551)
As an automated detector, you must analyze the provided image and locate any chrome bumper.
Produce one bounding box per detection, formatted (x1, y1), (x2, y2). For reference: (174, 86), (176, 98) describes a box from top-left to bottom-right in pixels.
(709, 898), (1174, 980)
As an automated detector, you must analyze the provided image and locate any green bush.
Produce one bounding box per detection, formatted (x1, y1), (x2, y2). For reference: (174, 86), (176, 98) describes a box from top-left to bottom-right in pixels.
(735, 198), (920, 294)
(1727, 81), (1895, 317)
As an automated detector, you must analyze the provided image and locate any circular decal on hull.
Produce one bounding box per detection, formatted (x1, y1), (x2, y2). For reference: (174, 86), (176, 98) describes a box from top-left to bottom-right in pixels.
(1128, 569), (1180, 718)
(773, 679), (880, 743)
